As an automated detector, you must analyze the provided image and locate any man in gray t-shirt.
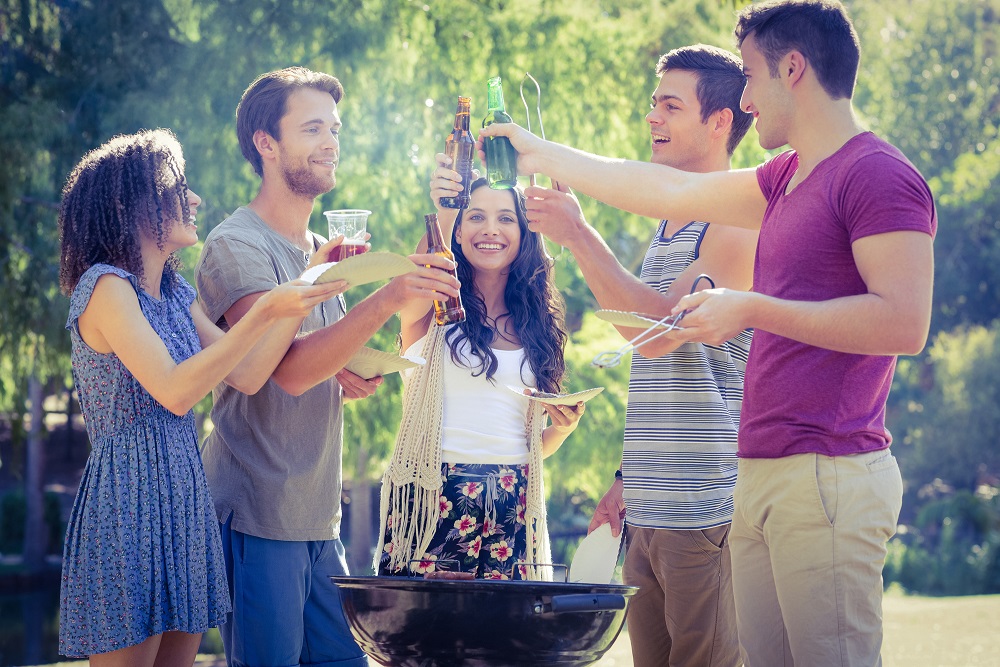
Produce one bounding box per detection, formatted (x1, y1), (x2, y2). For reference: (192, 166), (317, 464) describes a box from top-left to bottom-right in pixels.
(196, 67), (459, 667)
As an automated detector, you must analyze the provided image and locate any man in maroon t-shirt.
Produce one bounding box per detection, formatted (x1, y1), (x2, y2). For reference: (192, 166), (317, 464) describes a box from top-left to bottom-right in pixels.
(479, 1), (935, 665)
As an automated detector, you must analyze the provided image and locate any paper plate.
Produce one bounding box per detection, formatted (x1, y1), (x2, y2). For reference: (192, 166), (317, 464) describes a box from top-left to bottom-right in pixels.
(505, 385), (605, 406)
(343, 347), (425, 380)
(569, 522), (624, 584)
(300, 251), (417, 288)
(595, 309), (683, 331)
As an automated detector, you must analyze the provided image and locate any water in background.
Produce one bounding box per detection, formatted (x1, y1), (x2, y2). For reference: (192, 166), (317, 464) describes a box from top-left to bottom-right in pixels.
(0, 580), (61, 666)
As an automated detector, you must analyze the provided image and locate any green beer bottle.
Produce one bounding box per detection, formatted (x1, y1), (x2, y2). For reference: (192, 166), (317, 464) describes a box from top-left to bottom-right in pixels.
(482, 76), (518, 190)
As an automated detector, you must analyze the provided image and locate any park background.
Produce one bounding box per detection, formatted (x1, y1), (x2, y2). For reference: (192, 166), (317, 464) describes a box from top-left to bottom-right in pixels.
(0, 0), (998, 664)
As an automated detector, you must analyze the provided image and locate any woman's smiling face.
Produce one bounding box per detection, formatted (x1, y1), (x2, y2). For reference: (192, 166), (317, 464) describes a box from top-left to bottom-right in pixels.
(455, 185), (522, 274)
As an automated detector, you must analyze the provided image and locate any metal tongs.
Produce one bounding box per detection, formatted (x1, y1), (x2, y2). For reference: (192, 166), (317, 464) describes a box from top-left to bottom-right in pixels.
(519, 72), (563, 262)
(591, 275), (716, 369)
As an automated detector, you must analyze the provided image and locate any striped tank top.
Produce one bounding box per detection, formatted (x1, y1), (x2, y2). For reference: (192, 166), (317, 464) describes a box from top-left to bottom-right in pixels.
(623, 221), (752, 530)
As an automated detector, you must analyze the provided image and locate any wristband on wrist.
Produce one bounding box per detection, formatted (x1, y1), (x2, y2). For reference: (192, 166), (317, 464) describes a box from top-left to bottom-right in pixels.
(614, 469), (623, 480)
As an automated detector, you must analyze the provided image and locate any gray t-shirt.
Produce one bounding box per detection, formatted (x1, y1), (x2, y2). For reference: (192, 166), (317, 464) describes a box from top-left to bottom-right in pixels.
(196, 206), (346, 541)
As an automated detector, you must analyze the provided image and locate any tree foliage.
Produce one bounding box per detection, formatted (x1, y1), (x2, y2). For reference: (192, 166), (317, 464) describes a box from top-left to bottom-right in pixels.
(851, 0), (1000, 332)
(1, 0), (998, 591)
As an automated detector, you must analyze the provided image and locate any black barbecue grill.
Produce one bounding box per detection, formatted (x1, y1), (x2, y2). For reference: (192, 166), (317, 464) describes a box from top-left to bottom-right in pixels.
(332, 575), (637, 666)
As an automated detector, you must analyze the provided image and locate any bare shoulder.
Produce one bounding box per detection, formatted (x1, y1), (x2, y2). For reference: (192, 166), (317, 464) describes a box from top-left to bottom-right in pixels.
(78, 272), (142, 353)
(694, 222), (758, 290)
(89, 271), (140, 309)
(399, 311), (434, 353)
(700, 219), (759, 256)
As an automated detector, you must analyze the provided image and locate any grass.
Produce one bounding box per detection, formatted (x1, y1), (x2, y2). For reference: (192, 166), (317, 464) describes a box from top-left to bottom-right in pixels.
(881, 590), (1000, 666)
(595, 591), (1000, 666)
(23, 592), (1000, 666)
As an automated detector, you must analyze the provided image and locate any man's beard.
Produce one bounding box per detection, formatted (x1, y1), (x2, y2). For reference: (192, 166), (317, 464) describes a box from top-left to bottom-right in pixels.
(281, 160), (335, 198)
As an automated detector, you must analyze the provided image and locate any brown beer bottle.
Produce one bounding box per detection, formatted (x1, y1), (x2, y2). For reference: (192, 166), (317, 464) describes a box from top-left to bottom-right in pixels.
(439, 96), (475, 209)
(424, 213), (466, 325)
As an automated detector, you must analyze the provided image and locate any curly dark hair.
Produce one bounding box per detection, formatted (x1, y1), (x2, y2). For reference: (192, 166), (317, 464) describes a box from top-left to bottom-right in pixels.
(59, 128), (189, 295)
(445, 179), (568, 394)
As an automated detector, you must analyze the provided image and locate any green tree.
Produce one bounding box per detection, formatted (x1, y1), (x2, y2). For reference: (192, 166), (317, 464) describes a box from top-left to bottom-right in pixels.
(3, 0), (995, 583)
(895, 323), (1000, 496)
(851, 0), (1000, 594)
(1, 0), (188, 569)
(851, 0), (1000, 332)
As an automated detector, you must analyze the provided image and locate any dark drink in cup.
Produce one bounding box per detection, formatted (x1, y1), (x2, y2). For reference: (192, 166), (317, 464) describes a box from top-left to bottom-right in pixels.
(324, 209), (372, 260)
(332, 239), (368, 261)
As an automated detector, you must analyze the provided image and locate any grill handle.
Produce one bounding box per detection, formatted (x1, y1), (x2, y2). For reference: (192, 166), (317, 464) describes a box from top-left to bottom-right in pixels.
(534, 594), (626, 615)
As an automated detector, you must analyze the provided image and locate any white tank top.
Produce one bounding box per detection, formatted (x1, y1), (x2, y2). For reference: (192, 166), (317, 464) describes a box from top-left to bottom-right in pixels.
(403, 332), (536, 464)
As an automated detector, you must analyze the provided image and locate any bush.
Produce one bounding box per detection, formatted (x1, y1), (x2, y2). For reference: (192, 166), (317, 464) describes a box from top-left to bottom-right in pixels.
(884, 491), (1000, 595)
(0, 490), (65, 556)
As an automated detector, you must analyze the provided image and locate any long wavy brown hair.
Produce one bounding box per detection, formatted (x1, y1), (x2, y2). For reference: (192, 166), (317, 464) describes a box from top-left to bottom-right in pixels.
(446, 179), (568, 394)
(58, 128), (189, 294)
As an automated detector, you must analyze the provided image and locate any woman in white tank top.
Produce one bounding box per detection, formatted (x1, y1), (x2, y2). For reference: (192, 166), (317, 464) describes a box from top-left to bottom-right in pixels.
(375, 166), (586, 580)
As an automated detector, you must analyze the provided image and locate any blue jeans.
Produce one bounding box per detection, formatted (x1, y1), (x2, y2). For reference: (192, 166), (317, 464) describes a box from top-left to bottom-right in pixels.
(219, 514), (368, 667)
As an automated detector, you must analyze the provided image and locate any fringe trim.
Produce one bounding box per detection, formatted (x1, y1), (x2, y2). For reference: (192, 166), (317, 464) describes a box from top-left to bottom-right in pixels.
(373, 324), (552, 580)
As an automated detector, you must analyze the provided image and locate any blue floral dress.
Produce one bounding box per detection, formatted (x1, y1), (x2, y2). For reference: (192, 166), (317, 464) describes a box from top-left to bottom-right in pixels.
(59, 264), (230, 657)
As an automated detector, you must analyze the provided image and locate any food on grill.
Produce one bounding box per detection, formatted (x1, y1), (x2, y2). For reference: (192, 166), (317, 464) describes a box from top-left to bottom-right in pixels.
(423, 571), (475, 580)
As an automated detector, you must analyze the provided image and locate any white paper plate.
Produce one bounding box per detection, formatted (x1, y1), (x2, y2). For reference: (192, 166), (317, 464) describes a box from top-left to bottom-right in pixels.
(505, 385), (605, 406)
(595, 309), (683, 331)
(343, 347), (425, 380)
(569, 522), (623, 584)
(300, 251), (417, 288)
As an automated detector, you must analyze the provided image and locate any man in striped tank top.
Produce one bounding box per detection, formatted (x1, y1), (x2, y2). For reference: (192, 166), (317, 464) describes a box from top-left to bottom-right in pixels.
(523, 45), (756, 667)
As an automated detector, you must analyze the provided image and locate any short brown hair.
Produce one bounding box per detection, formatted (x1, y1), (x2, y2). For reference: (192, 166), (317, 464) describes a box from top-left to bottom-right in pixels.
(656, 44), (754, 156)
(236, 67), (344, 176)
(735, 0), (860, 100)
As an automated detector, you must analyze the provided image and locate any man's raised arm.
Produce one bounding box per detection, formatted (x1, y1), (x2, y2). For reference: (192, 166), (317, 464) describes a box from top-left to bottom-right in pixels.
(479, 122), (768, 230)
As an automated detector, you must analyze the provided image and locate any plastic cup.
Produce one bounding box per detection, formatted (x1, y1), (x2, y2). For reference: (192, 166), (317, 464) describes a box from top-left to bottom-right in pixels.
(324, 209), (371, 261)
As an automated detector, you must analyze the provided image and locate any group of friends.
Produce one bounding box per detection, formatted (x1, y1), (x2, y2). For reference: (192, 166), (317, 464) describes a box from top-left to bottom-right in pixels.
(54, 0), (936, 666)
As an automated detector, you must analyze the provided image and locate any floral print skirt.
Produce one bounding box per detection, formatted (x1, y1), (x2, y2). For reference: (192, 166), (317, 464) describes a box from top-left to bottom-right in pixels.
(378, 463), (529, 580)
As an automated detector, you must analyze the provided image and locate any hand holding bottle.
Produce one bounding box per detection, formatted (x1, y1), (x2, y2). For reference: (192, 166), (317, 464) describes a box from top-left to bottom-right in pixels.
(424, 213), (465, 325)
(482, 76), (518, 189)
(477, 121), (547, 179)
(429, 153), (467, 216)
(380, 252), (460, 313)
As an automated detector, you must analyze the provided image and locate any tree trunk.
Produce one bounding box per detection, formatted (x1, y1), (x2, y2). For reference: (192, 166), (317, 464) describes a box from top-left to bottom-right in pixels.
(65, 383), (76, 461)
(23, 372), (48, 573)
(347, 445), (374, 575)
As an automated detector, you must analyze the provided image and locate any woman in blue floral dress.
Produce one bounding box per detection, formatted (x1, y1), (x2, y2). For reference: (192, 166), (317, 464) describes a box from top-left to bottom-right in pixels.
(57, 129), (347, 665)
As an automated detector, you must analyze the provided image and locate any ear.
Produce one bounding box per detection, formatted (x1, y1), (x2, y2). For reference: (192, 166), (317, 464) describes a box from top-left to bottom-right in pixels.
(253, 129), (277, 163)
(454, 222), (463, 244)
(712, 107), (734, 138)
(785, 51), (807, 87)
